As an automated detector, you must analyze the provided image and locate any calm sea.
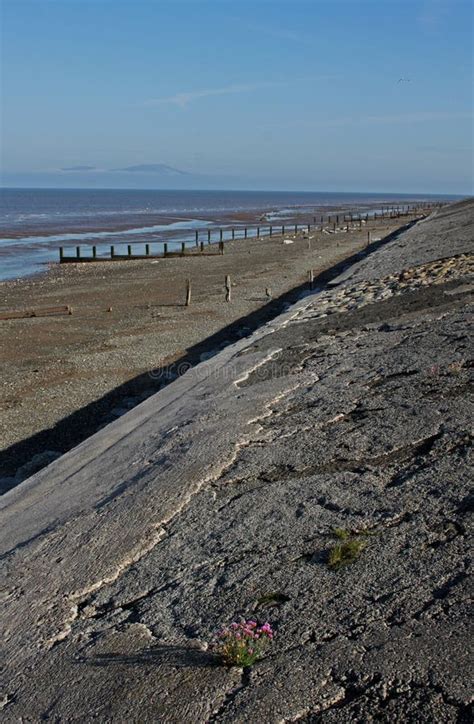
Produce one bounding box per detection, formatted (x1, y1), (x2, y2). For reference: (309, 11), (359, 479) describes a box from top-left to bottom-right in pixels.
(0, 188), (458, 281)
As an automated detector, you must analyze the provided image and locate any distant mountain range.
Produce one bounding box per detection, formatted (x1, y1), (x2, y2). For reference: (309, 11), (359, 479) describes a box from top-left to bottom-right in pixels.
(60, 163), (189, 175)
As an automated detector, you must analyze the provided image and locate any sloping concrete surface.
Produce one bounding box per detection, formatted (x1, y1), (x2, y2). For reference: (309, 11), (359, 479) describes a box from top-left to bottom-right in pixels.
(1, 200), (473, 722)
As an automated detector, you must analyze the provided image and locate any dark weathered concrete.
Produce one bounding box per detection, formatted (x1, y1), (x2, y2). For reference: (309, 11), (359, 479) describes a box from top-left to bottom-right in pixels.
(1, 200), (472, 722)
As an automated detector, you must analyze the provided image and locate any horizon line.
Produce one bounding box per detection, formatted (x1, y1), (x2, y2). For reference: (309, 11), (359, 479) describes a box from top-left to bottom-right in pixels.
(0, 185), (468, 198)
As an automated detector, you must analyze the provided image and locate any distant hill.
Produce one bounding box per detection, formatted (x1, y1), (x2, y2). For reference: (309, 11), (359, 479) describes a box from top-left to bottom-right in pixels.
(113, 163), (189, 175)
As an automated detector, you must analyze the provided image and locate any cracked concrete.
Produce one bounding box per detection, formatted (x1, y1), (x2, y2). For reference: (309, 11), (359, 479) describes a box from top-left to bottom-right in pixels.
(0, 199), (473, 722)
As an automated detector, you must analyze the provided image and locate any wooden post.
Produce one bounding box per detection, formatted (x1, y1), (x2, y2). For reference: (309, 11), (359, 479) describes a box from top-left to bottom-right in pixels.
(308, 269), (314, 290)
(294, 224), (298, 234)
(367, 231), (371, 247)
(220, 228), (223, 241)
(219, 241), (224, 255)
(59, 247), (64, 262)
(76, 246), (81, 259)
(208, 229), (211, 243)
(164, 243), (168, 256)
(145, 243), (150, 256)
(92, 246), (97, 259)
(269, 225), (273, 236)
(307, 223), (310, 233)
(200, 241), (204, 252)
(181, 242), (186, 255)
(333, 222), (336, 231)
(232, 228), (235, 240)
(185, 278), (191, 307)
(244, 227), (248, 238)
(195, 230), (199, 245)
(336, 215), (339, 225)
(127, 244), (132, 256)
(257, 226), (260, 237)
(111, 245), (115, 258)
(225, 275), (231, 302)
(307, 237), (311, 250)
(282, 225), (285, 235)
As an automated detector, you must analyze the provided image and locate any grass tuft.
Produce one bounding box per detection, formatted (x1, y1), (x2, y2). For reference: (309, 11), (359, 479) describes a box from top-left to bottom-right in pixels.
(328, 527), (371, 570)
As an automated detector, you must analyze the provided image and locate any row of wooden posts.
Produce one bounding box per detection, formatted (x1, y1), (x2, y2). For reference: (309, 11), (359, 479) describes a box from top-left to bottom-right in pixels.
(59, 203), (440, 263)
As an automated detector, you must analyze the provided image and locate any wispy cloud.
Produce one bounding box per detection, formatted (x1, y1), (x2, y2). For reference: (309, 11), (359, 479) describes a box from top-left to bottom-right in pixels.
(145, 82), (281, 108)
(418, 0), (450, 32)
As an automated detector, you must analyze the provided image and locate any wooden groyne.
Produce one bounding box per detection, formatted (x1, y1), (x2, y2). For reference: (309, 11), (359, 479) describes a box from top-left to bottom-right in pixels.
(58, 202), (441, 264)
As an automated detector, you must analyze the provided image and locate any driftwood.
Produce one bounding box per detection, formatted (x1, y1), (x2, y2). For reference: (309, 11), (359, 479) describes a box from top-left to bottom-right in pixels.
(0, 305), (72, 321)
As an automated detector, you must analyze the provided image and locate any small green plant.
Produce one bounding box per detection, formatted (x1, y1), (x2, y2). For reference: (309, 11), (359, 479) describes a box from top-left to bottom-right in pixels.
(447, 360), (464, 375)
(328, 527), (369, 570)
(256, 592), (290, 608)
(213, 620), (274, 667)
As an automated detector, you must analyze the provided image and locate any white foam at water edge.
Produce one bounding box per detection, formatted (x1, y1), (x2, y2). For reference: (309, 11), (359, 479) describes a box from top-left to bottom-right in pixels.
(0, 219), (214, 247)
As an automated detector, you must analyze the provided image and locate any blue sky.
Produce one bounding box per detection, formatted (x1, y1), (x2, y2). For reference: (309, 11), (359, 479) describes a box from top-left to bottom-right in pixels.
(1, 0), (473, 193)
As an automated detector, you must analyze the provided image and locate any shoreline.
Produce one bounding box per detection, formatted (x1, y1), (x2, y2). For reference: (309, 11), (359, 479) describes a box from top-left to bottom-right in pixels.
(0, 211), (431, 490)
(0, 198), (444, 282)
(1, 199), (472, 722)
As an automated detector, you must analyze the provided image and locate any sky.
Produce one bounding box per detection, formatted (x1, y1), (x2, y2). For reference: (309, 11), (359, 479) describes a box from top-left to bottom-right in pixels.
(1, 0), (473, 194)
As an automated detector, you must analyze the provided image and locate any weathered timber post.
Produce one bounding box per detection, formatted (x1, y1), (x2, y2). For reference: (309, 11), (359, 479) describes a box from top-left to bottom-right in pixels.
(185, 278), (191, 306)
(225, 275), (231, 302)
(181, 242), (186, 255)
(367, 231), (371, 247)
(282, 225), (285, 235)
(127, 244), (132, 257)
(200, 241), (204, 252)
(145, 243), (150, 256)
(308, 269), (314, 290)
(257, 226), (260, 237)
(195, 230), (199, 245)
(244, 228), (248, 238)
(307, 224), (310, 233)
(295, 224), (298, 234)
(219, 241), (224, 255)
(232, 228), (235, 240)
(164, 243), (168, 256)
(208, 229), (211, 244)
(269, 225), (273, 236)
(111, 245), (115, 258)
(220, 228), (223, 241)
(59, 247), (64, 262)
(92, 246), (97, 259)
(76, 246), (81, 260)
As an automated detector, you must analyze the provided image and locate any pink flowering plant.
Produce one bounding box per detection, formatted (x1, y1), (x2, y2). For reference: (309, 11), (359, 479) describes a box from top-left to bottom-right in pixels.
(213, 620), (274, 667)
